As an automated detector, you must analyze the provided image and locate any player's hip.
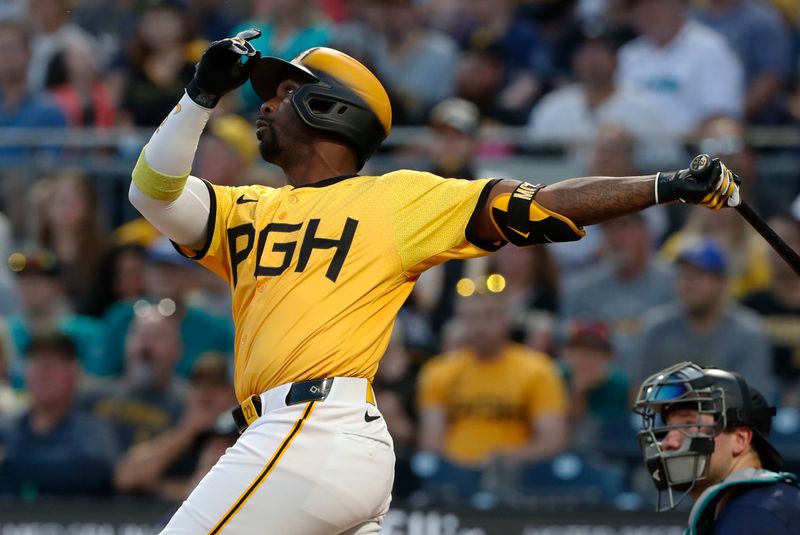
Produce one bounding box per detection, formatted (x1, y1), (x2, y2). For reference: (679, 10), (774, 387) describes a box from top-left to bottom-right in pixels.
(232, 377), (395, 528)
(236, 357), (382, 402)
(234, 377), (391, 444)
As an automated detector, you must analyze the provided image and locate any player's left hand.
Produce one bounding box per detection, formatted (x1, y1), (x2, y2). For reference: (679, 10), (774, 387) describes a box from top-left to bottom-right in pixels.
(186, 28), (262, 109)
(655, 154), (741, 210)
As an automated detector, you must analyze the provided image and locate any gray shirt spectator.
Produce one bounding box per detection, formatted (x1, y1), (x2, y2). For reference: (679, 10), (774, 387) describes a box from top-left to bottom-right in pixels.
(633, 238), (774, 399)
(561, 212), (675, 364)
(563, 259), (674, 328)
(634, 302), (772, 400)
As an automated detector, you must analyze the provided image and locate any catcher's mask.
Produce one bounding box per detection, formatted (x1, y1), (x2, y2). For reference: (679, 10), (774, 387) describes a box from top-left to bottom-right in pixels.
(249, 47), (392, 170)
(634, 361), (780, 512)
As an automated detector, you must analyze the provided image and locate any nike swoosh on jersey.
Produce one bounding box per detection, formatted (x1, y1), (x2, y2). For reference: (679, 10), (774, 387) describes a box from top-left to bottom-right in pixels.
(364, 411), (381, 422)
(236, 195), (258, 204)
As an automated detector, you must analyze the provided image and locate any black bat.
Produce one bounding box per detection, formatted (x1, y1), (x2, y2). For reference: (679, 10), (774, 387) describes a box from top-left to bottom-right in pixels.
(735, 202), (800, 276)
(690, 154), (800, 277)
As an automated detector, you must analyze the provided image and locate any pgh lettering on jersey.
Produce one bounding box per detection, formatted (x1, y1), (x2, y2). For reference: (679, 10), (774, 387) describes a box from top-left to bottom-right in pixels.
(173, 171), (502, 400)
(226, 216), (358, 285)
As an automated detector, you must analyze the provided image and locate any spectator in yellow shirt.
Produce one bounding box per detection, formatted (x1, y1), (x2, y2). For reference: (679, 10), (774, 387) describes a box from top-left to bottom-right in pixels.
(417, 289), (568, 472)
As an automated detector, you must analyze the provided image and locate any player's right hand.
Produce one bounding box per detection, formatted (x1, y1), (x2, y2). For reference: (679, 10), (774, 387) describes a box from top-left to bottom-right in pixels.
(186, 28), (262, 109)
(655, 154), (741, 210)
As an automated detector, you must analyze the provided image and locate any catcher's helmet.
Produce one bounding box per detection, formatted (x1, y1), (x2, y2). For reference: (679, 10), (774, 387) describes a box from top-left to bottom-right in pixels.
(249, 47), (392, 169)
(634, 361), (781, 511)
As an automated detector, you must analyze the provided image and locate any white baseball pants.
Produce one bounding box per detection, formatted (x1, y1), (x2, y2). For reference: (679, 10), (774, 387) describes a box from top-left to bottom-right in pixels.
(161, 377), (395, 534)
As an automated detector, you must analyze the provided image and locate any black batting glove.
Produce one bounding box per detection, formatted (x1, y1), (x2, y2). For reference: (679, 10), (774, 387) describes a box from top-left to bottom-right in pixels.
(655, 154), (741, 210)
(186, 28), (262, 109)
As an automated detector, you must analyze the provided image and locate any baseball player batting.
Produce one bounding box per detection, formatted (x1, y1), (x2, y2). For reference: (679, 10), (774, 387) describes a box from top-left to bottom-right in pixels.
(129, 30), (741, 534)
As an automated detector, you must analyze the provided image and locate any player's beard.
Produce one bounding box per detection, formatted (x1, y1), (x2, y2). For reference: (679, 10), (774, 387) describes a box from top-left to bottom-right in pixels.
(258, 122), (282, 162)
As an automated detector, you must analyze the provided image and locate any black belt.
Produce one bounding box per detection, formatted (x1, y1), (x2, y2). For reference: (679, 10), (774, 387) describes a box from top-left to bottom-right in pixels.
(231, 378), (334, 434)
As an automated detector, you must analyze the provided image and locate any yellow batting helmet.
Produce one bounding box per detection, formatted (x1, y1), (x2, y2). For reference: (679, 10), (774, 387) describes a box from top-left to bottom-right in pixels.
(249, 47), (392, 168)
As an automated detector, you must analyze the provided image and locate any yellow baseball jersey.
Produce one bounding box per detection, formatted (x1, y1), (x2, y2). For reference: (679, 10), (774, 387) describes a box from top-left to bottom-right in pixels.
(174, 171), (501, 400)
(417, 343), (568, 465)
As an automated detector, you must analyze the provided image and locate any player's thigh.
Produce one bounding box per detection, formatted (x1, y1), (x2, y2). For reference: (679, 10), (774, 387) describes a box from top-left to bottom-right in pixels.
(227, 408), (395, 534)
(162, 404), (395, 534)
(159, 406), (318, 534)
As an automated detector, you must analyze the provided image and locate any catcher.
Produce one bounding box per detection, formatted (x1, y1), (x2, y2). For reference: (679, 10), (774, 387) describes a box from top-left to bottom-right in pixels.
(636, 362), (800, 534)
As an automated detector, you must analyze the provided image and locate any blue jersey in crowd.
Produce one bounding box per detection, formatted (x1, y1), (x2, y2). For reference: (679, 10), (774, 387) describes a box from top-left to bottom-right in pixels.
(0, 410), (119, 496)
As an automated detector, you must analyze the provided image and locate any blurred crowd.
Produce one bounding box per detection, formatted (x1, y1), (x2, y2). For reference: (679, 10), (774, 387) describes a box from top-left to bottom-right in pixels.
(1, 0), (800, 512)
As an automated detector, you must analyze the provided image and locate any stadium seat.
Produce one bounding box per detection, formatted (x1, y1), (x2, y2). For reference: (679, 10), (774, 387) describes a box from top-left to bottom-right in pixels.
(768, 407), (800, 473)
(582, 413), (643, 464)
(516, 451), (628, 507)
(412, 454), (483, 504)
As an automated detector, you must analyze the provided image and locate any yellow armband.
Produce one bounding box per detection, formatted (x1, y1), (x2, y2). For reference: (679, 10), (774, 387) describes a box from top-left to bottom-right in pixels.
(131, 147), (190, 202)
(489, 182), (586, 246)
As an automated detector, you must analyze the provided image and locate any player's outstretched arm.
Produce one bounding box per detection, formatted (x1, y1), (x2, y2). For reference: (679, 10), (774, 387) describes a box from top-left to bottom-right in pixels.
(470, 155), (740, 246)
(129, 30), (262, 247)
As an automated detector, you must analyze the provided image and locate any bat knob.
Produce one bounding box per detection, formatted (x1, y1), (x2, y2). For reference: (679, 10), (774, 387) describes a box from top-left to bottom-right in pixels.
(689, 154), (712, 177)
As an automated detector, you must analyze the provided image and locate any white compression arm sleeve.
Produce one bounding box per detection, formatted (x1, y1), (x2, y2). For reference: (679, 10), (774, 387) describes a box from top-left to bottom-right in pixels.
(129, 93), (214, 246)
(129, 177), (211, 246)
(145, 93), (212, 176)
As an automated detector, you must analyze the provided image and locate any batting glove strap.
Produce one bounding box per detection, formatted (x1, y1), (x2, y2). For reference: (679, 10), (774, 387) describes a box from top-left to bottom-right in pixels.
(655, 170), (684, 205)
(186, 79), (222, 109)
(187, 28), (262, 109)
